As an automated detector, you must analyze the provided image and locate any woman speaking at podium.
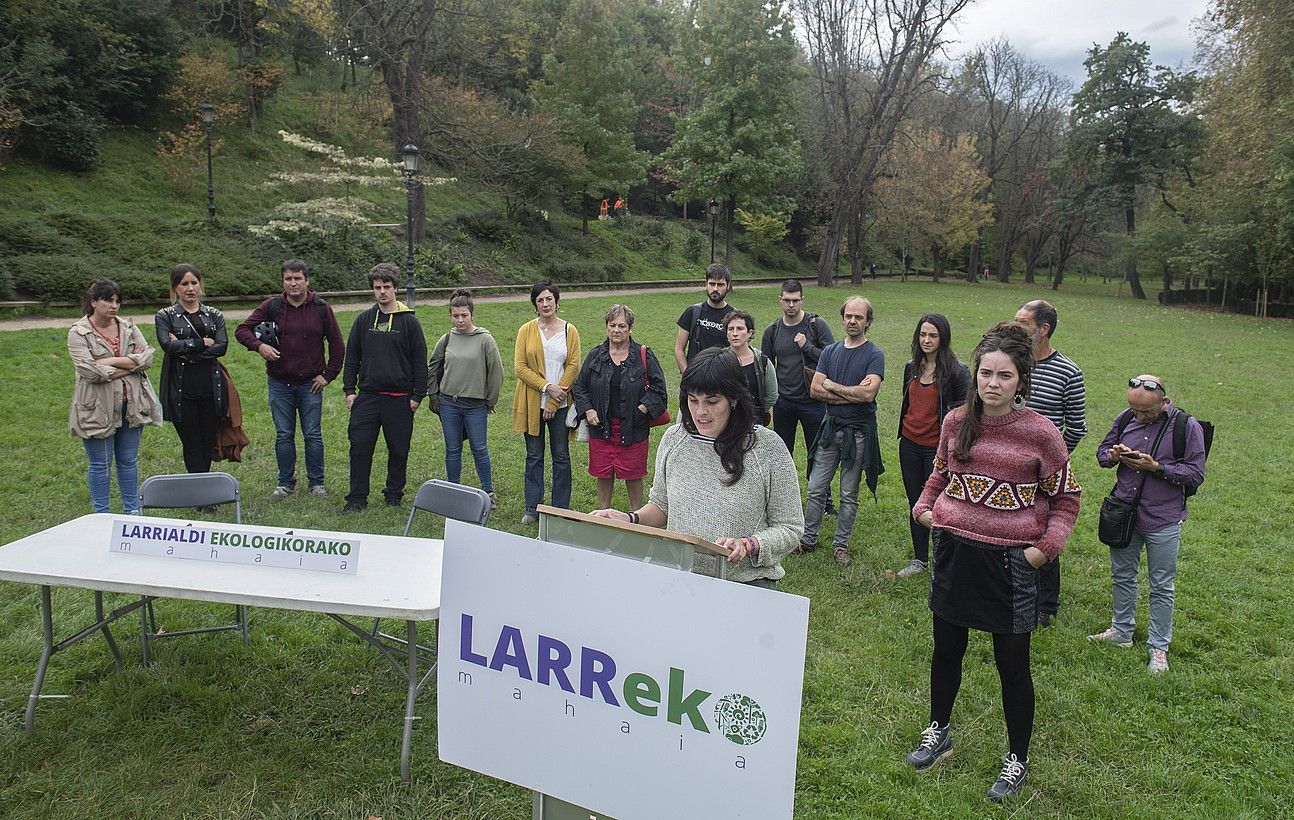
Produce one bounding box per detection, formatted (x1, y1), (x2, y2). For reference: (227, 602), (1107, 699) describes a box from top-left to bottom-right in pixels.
(592, 348), (803, 588)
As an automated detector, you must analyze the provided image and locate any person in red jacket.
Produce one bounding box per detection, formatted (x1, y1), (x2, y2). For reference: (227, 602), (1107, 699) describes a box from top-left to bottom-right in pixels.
(905, 322), (1081, 803)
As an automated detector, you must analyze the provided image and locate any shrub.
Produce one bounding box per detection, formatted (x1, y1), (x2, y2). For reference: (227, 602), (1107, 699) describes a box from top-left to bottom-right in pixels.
(542, 260), (624, 282)
(7, 253), (128, 301)
(683, 230), (706, 262)
(0, 258), (15, 300)
(40, 103), (103, 172)
(456, 211), (514, 242)
(415, 242), (466, 288)
(0, 218), (66, 256)
(753, 242), (801, 273)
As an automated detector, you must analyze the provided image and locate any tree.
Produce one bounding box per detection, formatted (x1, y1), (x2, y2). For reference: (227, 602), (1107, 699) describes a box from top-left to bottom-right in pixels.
(952, 38), (1068, 283)
(533, 0), (648, 234)
(661, 0), (802, 264)
(343, 0), (470, 242)
(1068, 32), (1203, 299)
(873, 130), (991, 282)
(793, 0), (971, 285)
(1187, 0), (1294, 316)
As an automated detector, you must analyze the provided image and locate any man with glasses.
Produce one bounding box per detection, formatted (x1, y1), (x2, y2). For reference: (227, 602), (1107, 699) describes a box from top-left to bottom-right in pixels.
(761, 279), (835, 458)
(1015, 299), (1086, 625)
(1088, 376), (1206, 673)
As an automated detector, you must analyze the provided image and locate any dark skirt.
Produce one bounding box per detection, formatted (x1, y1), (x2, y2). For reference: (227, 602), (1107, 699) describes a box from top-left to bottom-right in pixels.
(929, 528), (1040, 634)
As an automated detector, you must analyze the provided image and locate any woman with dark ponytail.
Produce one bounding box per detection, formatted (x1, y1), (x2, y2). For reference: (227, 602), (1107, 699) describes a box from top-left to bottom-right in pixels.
(895, 312), (969, 579)
(905, 322), (1081, 803)
(591, 348), (802, 587)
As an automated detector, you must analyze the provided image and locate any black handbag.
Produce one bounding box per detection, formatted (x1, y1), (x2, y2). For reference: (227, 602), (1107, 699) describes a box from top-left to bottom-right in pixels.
(1098, 495), (1139, 549)
(1097, 413), (1171, 549)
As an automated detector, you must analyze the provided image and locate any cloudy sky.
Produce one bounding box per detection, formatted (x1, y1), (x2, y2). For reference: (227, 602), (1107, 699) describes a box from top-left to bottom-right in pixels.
(947, 0), (1213, 89)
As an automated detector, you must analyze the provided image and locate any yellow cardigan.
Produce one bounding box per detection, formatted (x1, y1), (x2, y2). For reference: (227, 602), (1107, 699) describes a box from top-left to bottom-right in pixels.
(512, 318), (582, 436)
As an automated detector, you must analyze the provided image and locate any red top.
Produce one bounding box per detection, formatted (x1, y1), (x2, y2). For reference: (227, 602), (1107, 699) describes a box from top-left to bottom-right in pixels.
(901, 379), (940, 446)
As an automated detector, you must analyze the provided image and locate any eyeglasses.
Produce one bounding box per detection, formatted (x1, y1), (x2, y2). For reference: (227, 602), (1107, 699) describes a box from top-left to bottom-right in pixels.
(1128, 378), (1164, 392)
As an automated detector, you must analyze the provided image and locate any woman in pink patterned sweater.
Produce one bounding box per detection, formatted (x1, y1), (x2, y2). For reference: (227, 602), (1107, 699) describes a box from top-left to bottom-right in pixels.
(904, 322), (1081, 803)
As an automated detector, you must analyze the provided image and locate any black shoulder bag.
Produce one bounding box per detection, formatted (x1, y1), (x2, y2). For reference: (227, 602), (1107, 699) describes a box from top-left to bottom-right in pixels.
(1098, 412), (1172, 549)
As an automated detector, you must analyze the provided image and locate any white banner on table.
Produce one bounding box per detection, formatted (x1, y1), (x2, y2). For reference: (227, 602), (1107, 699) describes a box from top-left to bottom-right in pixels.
(110, 518), (359, 574)
(437, 521), (809, 819)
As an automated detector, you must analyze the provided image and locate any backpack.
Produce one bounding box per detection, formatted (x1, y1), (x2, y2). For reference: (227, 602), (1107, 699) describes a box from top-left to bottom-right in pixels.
(1114, 408), (1213, 498)
(266, 294), (331, 334)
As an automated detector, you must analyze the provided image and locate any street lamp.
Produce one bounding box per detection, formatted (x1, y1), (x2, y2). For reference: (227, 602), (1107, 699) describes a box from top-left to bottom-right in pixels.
(401, 143), (420, 306)
(708, 198), (720, 263)
(199, 102), (216, 222)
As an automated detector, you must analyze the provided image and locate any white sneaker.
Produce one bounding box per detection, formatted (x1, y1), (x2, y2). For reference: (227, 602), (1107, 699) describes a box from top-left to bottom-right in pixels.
(268, 486), (293, 500)
(897, 559), (928, 579)
(1087, 627), (1133, 649)
(308, 485), (328, 498)
(1148, 648), (1169, 672)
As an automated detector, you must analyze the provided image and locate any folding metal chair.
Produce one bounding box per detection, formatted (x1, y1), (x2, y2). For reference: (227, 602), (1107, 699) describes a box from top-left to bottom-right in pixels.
(138, 472), (248, 665)
(371, 479), (491, 644)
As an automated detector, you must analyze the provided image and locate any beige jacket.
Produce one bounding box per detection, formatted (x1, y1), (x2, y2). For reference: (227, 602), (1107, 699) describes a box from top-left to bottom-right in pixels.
(68, 316), (163, 438)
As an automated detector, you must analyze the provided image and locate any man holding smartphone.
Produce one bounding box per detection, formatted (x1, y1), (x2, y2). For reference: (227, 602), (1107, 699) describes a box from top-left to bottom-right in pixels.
(1088, 375), (1206, 673)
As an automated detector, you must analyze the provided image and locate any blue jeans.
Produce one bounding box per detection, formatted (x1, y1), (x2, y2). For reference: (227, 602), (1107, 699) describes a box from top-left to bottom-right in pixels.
(268, 376), (325, 488)
(1109, 523), (1182, 651)
(772, 397), (825, 460)
(524, 410), (571, 516)
(83, 410), (143, 514)
(803, 429), (866, 547)
(441, 398), (493, 493)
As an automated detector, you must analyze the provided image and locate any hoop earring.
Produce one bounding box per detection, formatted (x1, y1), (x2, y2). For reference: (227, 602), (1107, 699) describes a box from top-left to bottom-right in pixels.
(1012, 393), (1025, 410)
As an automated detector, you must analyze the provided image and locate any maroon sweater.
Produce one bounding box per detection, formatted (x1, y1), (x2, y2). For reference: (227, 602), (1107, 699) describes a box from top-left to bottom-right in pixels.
(234, 291), (345, 386)
(914, 406), (1081, 561)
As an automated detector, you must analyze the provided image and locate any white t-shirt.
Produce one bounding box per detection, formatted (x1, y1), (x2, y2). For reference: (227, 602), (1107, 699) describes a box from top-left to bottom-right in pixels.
(542, 323), (569, 408)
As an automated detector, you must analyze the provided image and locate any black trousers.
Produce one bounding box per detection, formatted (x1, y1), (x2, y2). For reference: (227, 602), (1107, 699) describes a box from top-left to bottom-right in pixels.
(930, 614), (1034, 760)
(899, 436), (937, 563)
(175, 397), (217, 474)
(346, 393), (415, 505)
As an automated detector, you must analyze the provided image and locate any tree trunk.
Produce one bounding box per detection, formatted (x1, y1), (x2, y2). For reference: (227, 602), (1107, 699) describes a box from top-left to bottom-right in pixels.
(724, 195), (735, 265)
(932, 249), (944, 283)
(817, 206), (846, 287)
(1124, 204), (1146, 299)
(580, 190), (589, 235)
(1052, 258), (1066, 290)
(966, 231), (982, 283)
(848, 209), (866, 284)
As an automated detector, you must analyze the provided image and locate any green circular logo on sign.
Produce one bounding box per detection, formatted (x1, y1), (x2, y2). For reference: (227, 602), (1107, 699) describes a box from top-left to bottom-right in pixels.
(713, 693), (767, 745)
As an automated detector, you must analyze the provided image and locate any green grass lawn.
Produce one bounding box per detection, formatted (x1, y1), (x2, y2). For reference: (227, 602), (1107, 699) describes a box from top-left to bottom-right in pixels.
(0, 279), (1290, 818)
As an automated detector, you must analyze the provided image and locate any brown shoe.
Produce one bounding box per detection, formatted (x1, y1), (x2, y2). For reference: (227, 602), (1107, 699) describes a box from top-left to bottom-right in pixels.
(833, 545), (852, 566)
(793, 539), (816, 555)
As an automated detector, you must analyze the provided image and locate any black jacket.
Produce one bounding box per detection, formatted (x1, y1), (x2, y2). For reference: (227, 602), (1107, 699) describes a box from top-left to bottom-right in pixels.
(155, 303), (228, 422)
(342, 304), (428, 401)
(573, 339), (667, 446)
(897, 358), (969, 439)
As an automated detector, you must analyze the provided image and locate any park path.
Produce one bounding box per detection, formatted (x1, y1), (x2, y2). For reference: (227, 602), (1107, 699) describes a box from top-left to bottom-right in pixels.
(0, 284), (703, 331)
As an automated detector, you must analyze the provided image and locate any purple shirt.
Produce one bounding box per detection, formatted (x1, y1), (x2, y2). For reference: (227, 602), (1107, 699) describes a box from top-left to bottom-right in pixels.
(1096, 401), (1206, 532)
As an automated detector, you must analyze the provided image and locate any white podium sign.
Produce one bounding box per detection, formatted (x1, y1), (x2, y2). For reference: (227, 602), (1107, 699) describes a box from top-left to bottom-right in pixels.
(110, 518), (359, 575)
(437, 521), (810, 819)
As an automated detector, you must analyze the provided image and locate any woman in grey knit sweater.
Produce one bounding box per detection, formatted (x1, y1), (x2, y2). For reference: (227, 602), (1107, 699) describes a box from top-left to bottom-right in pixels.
(593, 348), (803, 587)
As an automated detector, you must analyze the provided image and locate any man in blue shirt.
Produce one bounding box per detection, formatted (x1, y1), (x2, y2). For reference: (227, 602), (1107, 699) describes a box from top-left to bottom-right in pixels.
(800, 296), (885, 566)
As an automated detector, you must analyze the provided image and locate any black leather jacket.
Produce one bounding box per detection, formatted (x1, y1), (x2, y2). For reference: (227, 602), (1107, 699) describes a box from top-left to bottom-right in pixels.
(155, 303), (228, 422)
(573, 339), (668, 445)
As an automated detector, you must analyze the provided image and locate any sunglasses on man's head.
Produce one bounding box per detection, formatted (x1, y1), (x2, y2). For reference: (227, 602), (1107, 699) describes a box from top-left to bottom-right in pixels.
(1129, 378), (1163, 392)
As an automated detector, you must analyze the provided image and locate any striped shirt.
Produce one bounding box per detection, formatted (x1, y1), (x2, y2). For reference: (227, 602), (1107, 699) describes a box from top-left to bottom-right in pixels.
(1026, 350), (1087, 452)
